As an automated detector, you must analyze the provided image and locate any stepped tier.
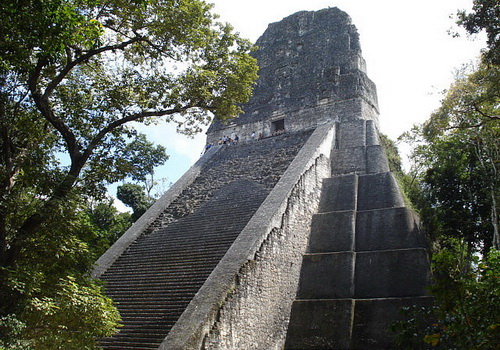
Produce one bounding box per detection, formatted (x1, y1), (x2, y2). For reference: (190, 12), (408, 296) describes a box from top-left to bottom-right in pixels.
(285, 120), (431, 350)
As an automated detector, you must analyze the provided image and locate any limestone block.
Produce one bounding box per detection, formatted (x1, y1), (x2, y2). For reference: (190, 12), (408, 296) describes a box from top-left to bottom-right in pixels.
(285, 299), (354, 350)
(357, 172), (404, 210)
(351, 296), (435, 349)
(366, 145), (390, 173)
(356, 207), (427, 251)
(365, 120), (380, 146)
(318, 175), (357, 212)
(297, 252), (355, 299)
(331, 147), (366, 175)
(308, 211), (355, 252)
(337, 120), (366, 148)
(354, 248), (431, 298)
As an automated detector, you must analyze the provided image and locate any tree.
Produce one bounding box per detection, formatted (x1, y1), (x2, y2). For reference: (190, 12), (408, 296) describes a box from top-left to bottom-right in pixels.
(117, 183), (154, 221)
(0, 0), (257, 267)
(121, 133), (169, 196)
(0, 0), (257, 347)
(392, 62), (500, 350)
(85, 198), (133, 256)
(457, 0), (500, 65)
(404, 62), (500, 253)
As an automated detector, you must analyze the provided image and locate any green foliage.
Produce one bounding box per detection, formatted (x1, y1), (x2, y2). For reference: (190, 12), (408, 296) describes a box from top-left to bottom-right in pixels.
(456, 0), (500, 65)
(0, 0), (257, 346)
(1, 276), (121, 350)
(0, 195), (121, 349)
(402, 62), (500, 252)
(119, 133), (169, 196)
(379, 133), (418, 210)
(21, 276), (120, 350)
(391, 245), (500, 350)
(379, 133), (403, 176)
(117, 183), (154, 221)
(85, 199), (132, 256)
(393, 47), (500, 349)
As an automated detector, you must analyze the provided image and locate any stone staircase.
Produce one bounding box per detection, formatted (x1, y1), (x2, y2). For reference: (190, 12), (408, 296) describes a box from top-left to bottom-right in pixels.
(97, 131), (313, 349)
(100, 180), (269, 349)
(285, 120), (432, 349)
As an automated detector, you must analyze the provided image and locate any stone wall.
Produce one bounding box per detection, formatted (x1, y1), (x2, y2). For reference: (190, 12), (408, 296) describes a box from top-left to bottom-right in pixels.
(202, 157), (328, 349)
(207, 7), (379, 144)
(160, 123), (335, 350)
(207, 96), (378, 146)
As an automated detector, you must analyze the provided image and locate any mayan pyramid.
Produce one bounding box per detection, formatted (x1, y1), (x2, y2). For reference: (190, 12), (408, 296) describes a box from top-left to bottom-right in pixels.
(93, 7), (432, 350)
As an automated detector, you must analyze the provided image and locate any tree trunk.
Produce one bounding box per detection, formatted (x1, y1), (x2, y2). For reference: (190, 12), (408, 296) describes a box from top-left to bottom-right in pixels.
(490, 186), (500, 250)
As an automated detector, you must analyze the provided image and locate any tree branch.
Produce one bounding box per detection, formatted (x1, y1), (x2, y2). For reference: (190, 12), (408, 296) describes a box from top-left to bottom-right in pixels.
(43, 36), (143, 99)
(473, 103), (500, 121)
(28, 59), (80, 161)
(82, 107), (186, 162)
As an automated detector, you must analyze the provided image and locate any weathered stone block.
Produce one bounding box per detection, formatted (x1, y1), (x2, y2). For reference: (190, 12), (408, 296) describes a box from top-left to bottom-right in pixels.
(308, 211), (355, 252)
(355, 248), (431, 298)
(319, 175), (357, 212)
(365, 120), (379, 146)
(356, 207), (426, 251)
(366, 145), (390, 173)
(297, 252), (355, 299)
(331, 147), (367, 174)
(285, 299), (354, 349)
(357, 172), (404, 210)
(351, 296), (435, 349)
(337, 119), (366, 148)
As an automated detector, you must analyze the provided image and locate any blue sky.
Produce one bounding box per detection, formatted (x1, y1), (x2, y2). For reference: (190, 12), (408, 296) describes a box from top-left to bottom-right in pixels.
(111, 0), (486, 210)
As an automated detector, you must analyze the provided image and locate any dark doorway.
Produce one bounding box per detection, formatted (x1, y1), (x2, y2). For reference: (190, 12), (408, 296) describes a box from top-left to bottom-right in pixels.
(271, 119), (285, 134)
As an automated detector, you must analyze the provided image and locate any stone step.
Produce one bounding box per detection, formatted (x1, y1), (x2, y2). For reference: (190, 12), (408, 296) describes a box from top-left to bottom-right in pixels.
(330, 145), (389, 175)
(104, 257), (222, 270)
(297, 252), (355, 299)
(120, 240), (233, 253)
(100, 339), (161, 350)
(103, 276), (208, 285)
(105, 268), (214, 278)
(120, 313), (185, 322)
(357, 172), (404, 211)
(108, 299), (193, 308)
(285, 296), (434, 350)
(105, 288), (198, 297)
(336, 119), (368, 149)
(116, 302), (190, 310)
(106, 286), (203, 294)
(307, 207), (427, 254)
(308, 210), (355, 253)
(354, 248), (431, 298)
(297, 248), (430, 300)
(355, 207), (427, 251)
(318, 174), (357, 212)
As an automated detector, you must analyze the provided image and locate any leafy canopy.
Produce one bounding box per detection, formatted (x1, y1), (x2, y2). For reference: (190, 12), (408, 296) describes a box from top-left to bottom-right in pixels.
(457, 0), (500, 65)
(402, 62), (500, 253)
(0, 0), (258, 348)
(393, 60), (500, 350)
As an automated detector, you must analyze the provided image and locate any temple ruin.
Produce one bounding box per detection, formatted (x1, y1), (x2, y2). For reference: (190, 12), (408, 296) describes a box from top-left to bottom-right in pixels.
(93, 7), (432, 349)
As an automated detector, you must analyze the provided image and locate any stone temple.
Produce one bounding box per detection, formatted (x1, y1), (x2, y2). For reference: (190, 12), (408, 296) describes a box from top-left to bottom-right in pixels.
(93, 7), (432, 350)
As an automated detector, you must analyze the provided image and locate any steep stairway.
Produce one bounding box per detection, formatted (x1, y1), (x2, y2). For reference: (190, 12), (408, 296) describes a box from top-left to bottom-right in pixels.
(285, 120), (432, 349)
(97, 131), (313, 349)
(100, 180), (269, 350)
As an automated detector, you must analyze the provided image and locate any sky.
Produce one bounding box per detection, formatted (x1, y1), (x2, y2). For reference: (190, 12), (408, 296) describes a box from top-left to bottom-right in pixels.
(113, 0), (486, 210)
